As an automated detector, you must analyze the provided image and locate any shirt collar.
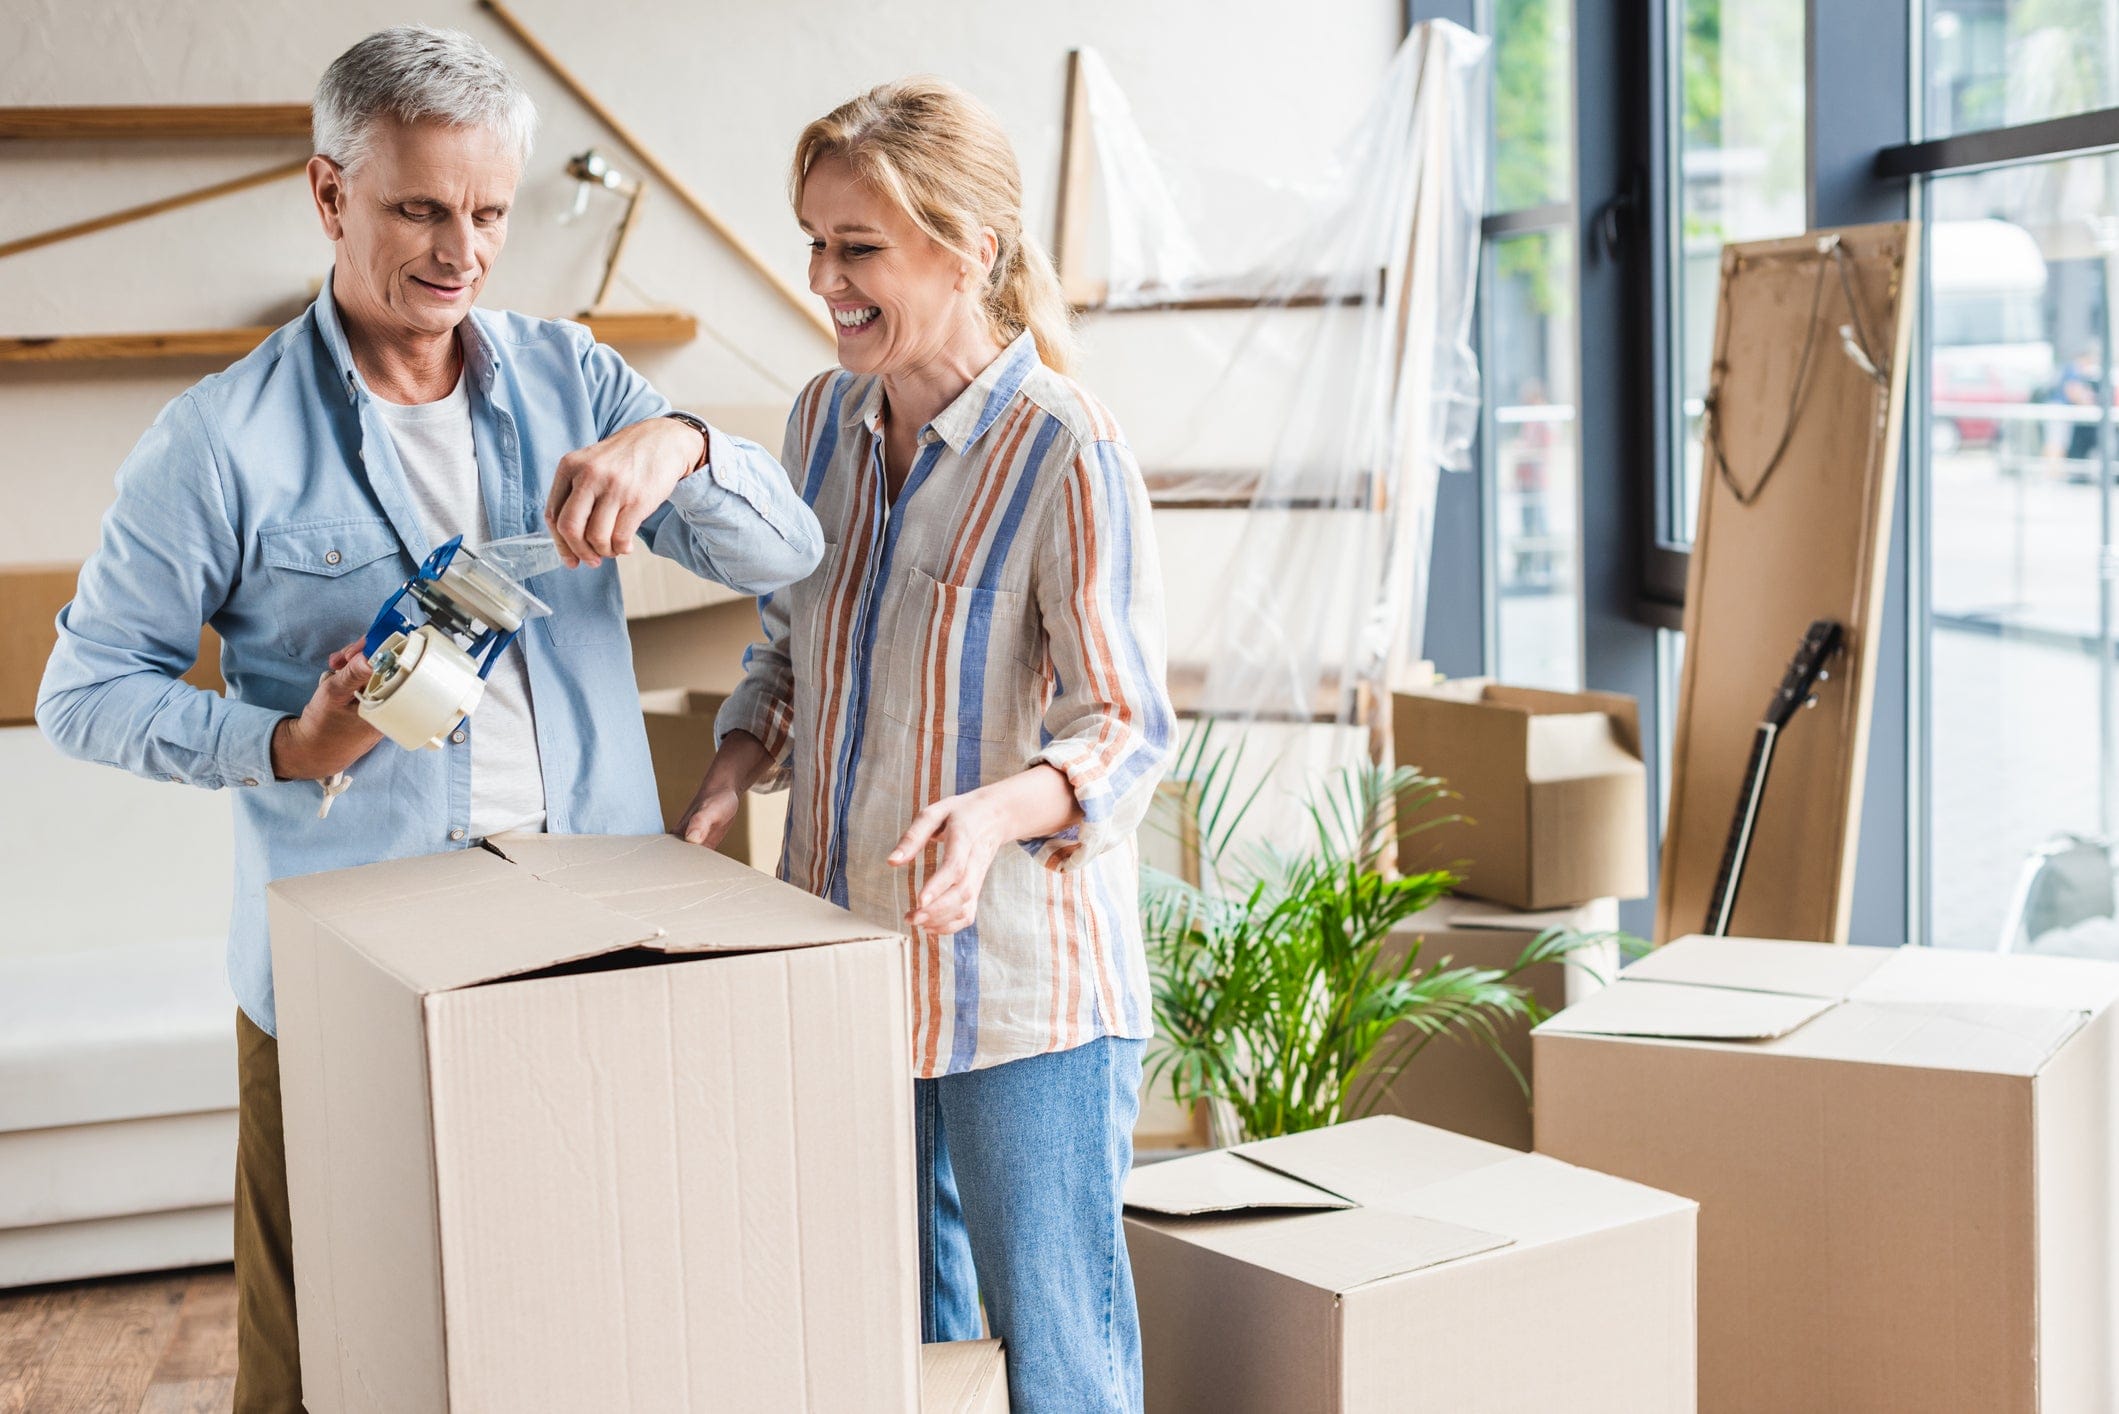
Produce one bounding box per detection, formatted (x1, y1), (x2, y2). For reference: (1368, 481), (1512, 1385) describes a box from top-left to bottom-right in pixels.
(845, 331), (1042, 455)
(311, 266), (498, 406)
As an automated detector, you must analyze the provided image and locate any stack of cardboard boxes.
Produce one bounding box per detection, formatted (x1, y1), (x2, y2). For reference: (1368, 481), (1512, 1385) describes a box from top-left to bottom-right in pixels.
(1378, 679), (1649, 1150)
(268, 832), (1005, 1412)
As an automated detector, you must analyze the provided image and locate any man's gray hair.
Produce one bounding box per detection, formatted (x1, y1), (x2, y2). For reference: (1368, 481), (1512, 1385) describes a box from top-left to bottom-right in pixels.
(313, 26), (537, 174)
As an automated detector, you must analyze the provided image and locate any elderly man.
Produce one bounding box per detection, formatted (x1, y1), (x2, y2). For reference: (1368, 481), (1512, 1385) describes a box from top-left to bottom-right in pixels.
(36, 26), (820, 1412)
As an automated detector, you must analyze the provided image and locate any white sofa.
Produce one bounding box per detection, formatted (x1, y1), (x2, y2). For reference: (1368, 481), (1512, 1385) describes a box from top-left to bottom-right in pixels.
(0, 726), (237, 1286)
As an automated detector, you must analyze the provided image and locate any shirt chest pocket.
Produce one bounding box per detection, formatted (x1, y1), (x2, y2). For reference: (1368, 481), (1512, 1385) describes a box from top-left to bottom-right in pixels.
(880, 565), (1044, 745)
(256, 518), (405, 665)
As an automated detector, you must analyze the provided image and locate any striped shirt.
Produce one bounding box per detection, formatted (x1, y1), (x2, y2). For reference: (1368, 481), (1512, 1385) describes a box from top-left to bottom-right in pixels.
(718, 333), (1175, 1077)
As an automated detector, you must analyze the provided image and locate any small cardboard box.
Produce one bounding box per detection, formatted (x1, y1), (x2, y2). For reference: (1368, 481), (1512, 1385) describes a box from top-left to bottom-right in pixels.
(1393, 680), (1647, 910)
(1534, 936), (2119, 1414)
(1368, 896), (1619, 1150)
(2, 563), (222, 724)
(268, 833), (920, 1413)
(639, 688), (788, 869)
(921, 1340), (1009, 1413)
(1125, 1116), (1697, 1413)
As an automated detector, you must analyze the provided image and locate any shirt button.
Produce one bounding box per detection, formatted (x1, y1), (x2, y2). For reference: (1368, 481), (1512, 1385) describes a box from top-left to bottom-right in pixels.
(242, 777), (259, 787)
(324, 549), (342, 566)
(451, 728), (467, 744)
(450, 828), (466, 841)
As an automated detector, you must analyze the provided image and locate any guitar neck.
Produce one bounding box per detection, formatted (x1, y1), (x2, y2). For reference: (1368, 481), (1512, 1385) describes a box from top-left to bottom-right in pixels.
(1704, 722), (1780, 936)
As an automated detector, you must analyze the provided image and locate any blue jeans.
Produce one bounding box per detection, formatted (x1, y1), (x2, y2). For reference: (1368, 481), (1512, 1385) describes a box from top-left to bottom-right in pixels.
(916, 1037), (1146, 1414)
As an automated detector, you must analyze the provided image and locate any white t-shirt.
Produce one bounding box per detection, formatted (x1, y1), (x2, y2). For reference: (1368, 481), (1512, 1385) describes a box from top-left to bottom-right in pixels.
(372, 372), (547, 839)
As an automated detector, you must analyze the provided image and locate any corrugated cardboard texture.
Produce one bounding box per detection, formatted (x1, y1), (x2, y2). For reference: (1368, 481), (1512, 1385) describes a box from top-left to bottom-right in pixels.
(640, 688), (789, 869)
(269, 835), (920, 1414)
(425, 941), (915, 1412)
(1367, 897), (1618, 1149)
(1127, 1116), (1696, 1413)
(1656, 224), (1916, 944)
(920, 1340), (1009, 1414)
(269, 887), (451, 1414)
(2032, 1006), (2119, 1405)
(1535, 938), (2119, 1413)
(1, 562), (223, 724)
(1393, 681), (1646, 910)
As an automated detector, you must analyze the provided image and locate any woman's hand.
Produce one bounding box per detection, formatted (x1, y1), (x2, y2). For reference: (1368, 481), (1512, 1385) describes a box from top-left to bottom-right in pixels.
(889, 764), (1080, 933)
(677, 781), (743, 849)
(676, 729), (773, 848)
(890, 791), (1011, 934)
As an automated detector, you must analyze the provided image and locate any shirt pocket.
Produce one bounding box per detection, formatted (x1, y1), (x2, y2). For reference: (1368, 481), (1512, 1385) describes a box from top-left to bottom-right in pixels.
(880, 565), (1043, 747)
(538, 559), (627, 646)
(256, 517), (404, 665)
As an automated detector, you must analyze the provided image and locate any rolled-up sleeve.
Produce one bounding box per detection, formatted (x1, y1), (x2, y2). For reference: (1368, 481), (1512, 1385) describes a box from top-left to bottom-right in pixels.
(37, 392), (283, 791)
(1025, 437), (1175, 869)
(570, 329), (822, 594)
(713, 392), (820, 793)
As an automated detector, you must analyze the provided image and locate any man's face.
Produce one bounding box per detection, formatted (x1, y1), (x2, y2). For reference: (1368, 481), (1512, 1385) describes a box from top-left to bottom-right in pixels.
(310, 116), (520, 346)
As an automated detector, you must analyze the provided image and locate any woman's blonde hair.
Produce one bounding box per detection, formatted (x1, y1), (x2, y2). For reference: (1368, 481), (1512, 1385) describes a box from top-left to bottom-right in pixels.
(792, 78), (1077, 374)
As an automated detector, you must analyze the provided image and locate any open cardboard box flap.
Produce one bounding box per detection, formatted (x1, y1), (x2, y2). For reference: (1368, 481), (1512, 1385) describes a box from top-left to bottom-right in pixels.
(1413, 679), (1643, 759)
(269, 833), (894, 996)
(1124, 1117), (1524, 1293)
(1540, 935), (2114, 1070)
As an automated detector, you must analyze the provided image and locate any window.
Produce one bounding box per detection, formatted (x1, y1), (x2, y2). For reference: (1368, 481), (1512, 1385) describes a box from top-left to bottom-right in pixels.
(1666, 0), (1808, 543)
(1927, 0), (2119, 139)
(1488, 230), (1580, 689)
(1924, 159), (2119, 950)
(1485, 0), (1581, 689)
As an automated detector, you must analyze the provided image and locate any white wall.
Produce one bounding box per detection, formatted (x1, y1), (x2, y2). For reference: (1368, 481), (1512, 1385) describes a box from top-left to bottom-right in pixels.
(0, 0), (1401, 560)
(0, 0), (1401, 957)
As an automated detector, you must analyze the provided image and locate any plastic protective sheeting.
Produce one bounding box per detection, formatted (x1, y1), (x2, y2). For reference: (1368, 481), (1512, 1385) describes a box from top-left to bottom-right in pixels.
(1074, 24), (1486, 763)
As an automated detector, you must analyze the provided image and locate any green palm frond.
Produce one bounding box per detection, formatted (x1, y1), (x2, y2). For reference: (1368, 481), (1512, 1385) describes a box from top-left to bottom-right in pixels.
(1142, 729), (1637, 1142)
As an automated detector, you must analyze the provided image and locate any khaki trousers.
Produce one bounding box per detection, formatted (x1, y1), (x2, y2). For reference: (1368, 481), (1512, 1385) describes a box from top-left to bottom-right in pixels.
(233, 1009), (302, 1414)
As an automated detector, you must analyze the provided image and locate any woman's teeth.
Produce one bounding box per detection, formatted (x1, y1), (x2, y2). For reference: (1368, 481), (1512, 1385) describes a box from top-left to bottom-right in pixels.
(834, 306), (879, 329)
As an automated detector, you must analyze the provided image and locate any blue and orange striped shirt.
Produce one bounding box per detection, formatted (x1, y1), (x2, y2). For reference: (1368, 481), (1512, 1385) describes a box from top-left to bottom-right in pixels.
(717, 333), (1175, 1077)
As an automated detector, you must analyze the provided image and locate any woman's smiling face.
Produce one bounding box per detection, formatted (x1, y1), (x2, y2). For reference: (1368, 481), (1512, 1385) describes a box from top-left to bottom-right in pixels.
(799, 153), (984, 379)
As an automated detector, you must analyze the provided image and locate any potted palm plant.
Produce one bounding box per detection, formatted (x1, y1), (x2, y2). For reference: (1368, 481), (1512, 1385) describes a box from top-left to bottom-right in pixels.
(1142, 731), (1623, 1145)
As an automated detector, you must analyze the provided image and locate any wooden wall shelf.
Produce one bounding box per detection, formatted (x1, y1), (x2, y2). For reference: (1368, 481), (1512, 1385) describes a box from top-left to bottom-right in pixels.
(0, 105), (312, 140)
(0, 309), (699, 366)
(576, 308), (698, 345)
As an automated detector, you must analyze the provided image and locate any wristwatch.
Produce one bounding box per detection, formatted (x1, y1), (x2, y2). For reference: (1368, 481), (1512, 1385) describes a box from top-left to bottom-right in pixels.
(660, 410), (712, 473)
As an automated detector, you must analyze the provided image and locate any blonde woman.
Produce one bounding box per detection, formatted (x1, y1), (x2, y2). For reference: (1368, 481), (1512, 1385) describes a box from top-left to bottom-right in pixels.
(680, 80), (1172, 1413)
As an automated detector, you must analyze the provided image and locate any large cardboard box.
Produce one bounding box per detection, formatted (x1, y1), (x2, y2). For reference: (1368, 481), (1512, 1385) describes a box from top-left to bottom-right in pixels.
(921, 1340), (1009, 1413)
(640, 688), (788, 869)
(1125, 1116), (1696, 1413)
(1393, 680), (1646, 910)
(268, 833), (920, 1413)
(1534, 936), (2119, 1414)
(1368, 896), (1618, 1150)
(1, 563), (222, 724)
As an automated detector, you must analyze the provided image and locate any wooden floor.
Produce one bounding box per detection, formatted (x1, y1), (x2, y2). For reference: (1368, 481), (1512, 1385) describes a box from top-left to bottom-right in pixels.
(0, 1266), (235, 1414)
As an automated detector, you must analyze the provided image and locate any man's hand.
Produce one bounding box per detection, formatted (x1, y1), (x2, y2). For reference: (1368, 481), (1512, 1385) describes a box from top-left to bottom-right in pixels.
(271, 639), (384, 782)
(545, 417), (707, 569)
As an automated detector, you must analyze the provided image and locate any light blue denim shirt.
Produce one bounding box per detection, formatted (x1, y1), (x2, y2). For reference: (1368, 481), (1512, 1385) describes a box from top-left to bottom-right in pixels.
(38, 274), (822, 1034)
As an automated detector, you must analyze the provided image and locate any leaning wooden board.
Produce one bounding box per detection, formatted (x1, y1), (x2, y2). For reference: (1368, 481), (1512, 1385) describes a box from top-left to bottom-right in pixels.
(1656, 223), (1916, 945)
